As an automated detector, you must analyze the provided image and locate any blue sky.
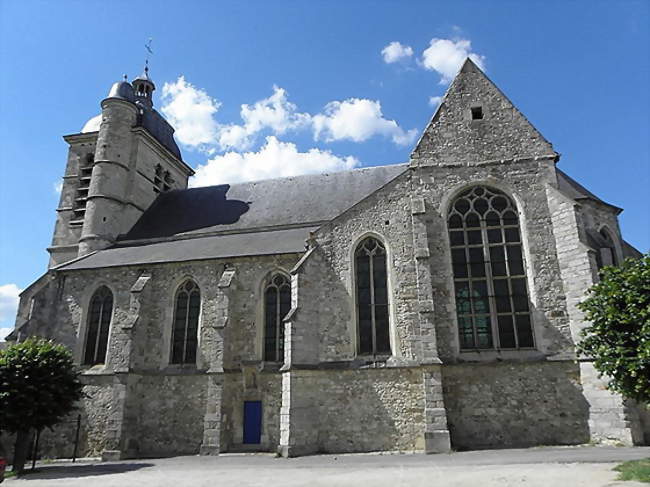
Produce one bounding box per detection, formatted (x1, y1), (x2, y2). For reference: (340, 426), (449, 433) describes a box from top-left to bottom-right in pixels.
(0, 0), (648, 338)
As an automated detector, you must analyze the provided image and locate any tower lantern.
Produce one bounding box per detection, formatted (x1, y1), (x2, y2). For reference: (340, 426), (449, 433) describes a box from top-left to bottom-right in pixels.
(132, 61), (155, 109)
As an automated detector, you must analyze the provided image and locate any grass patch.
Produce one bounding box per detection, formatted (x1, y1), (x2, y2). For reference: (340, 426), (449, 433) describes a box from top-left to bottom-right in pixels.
(614, 458), (650, 483)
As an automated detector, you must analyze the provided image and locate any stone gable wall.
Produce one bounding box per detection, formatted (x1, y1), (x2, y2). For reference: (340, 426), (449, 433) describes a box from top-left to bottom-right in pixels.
(412, 62), (554, 165)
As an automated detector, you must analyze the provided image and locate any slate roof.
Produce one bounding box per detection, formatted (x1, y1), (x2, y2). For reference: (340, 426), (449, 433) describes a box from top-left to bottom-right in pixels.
(57, 227), (318, 270)
(556, 168), (621, 211)
(56, 163), (409, 270)
(123, 163), (409, 240)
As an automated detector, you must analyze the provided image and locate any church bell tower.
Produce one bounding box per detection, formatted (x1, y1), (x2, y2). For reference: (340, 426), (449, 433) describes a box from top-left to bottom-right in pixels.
(48, 65), (194, 267)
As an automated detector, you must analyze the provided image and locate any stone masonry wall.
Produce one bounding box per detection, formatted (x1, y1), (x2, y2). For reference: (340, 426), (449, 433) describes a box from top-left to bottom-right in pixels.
(133, 374), (207, 456)
(314, 367), (426, 453)
(221, 371), (281, 451)
(313, 170), (423, 362)
(417, 159), (574, 362)
(443, 361), (590, 449)
(21, 252), (299, 458)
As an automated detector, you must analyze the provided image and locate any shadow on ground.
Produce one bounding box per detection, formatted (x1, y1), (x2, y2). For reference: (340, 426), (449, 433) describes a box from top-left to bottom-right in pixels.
(16, 462), (154, 480)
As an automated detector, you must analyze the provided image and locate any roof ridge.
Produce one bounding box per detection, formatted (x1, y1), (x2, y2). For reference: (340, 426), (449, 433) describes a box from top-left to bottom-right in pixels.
(182, 162), (409, 192)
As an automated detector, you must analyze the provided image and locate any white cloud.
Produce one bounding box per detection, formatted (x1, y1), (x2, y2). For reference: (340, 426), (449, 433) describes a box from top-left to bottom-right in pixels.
(161, 77), (416, 153)
(218, 86), (311, 150)
(160, 76), (221, 150)
(421, 38), (486, 84)
(191, 136), (359, 186)
(381, 41), (413, 63)
(429, 96), (442, 107)
(53, 181), (63, 194)
(0, 284), (21, 338)
(312, 98), (417, 146)
(0, 327), (13, 341)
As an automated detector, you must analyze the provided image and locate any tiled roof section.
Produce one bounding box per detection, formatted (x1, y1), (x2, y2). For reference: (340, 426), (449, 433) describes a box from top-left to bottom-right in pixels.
(56, 227), (317, 270)
(123, 163), (409, 240)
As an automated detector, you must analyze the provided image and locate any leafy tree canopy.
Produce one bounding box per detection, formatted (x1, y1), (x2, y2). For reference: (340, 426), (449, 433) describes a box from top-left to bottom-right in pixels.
(578, 253), (650, 403)
(0, 338), (83, 433)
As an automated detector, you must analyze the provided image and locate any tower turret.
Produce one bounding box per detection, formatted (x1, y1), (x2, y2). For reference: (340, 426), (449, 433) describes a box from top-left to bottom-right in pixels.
(132, 62), (155, 109)
(77, 79), (140, 256)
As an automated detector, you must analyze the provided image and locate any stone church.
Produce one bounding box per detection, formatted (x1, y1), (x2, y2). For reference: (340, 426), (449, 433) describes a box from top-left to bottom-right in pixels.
(6, 58), (648, 459)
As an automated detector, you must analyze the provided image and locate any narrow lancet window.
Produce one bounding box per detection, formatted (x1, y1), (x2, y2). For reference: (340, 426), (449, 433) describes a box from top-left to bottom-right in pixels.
(355, 236), (390, 356)
(596, 229), (618, 268)
(84, 286), (113, 365)
(448, 186), (534, 350)
(171, 280), (201, 364)
(264, 274), (291, 362)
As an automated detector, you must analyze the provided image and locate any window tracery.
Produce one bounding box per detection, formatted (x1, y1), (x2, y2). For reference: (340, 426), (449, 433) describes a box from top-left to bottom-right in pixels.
(83, 286), (113, 365)
(171, 280), (201, 364)
(355, 236), (391, 356)
(264, 274), (291, 362)
(448, 186), (534, 350)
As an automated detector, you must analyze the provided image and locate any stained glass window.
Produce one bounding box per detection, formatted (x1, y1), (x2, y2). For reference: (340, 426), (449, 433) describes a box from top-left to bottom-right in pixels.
(171, 280), (201, 364)
(355, 237), (391, 355)
(448, 186), (534, 350)
(83, 286), (113, 365)
(264, 274), (291, 362)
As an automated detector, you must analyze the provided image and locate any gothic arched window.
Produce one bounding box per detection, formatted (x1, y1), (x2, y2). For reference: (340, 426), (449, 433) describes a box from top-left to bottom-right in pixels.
(264, 274), (291, 362)
(171, 280), (201, 364)
(83, 286), (113, 365)
(448, 186), (534, 350)
(596, 228), (618, 269)
(355, 236), (390, 356)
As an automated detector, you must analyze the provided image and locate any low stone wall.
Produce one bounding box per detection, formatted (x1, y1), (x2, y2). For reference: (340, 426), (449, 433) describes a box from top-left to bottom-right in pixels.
(442, 361), (590, 449)
(133, 374), (207, 457)
(314, 367), (425, 453)
(34, 375), (114, 459)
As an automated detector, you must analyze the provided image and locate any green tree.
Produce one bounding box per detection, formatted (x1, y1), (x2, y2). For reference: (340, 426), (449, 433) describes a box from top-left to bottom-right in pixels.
(0, 338), (83, 473)
(577, 253), (650, 403)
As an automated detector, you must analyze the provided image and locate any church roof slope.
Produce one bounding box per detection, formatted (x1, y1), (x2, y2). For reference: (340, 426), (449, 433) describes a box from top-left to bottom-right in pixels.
(122, 163), (409, 241)
(56, 226), (317, 270)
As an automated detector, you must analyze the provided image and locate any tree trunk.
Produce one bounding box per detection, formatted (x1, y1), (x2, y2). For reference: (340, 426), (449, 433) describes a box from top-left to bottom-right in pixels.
(12, 430), (30, 473)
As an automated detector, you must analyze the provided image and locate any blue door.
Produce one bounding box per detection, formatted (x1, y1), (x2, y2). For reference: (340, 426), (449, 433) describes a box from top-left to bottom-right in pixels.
(243, 401), (262, 444)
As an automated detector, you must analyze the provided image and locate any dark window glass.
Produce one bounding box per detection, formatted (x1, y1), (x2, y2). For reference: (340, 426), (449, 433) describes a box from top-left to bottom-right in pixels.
(83, 286), (113, 365)
(449, 231), (465, 246)
(498, 315), (516, 348)
(171, 280), (201, 364)
(466, 213), (480, 228)
(448, 186), (534, 350)
(467, 230), (482, 245)
(355, 237), (391, 355)
(468, 248), (486, 278)
(264, 274), (291, 362)
(504, 227), (520, 243)
(515, 315), (534, 348)
(487, 228), (502, 244)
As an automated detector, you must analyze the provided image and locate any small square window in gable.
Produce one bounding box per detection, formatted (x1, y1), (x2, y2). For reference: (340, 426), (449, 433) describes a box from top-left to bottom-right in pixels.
(471, 105), (484, 120)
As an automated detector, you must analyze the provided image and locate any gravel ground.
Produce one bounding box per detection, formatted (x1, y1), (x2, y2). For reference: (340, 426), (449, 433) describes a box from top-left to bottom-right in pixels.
(6, 446), (650, 487)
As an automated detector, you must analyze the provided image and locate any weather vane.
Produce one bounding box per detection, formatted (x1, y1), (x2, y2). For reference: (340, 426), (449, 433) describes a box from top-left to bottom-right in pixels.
(144, 38), (154, 69)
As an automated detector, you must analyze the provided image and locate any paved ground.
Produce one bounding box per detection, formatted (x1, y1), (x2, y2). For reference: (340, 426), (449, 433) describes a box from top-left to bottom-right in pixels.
(6, 446), (650, 487)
